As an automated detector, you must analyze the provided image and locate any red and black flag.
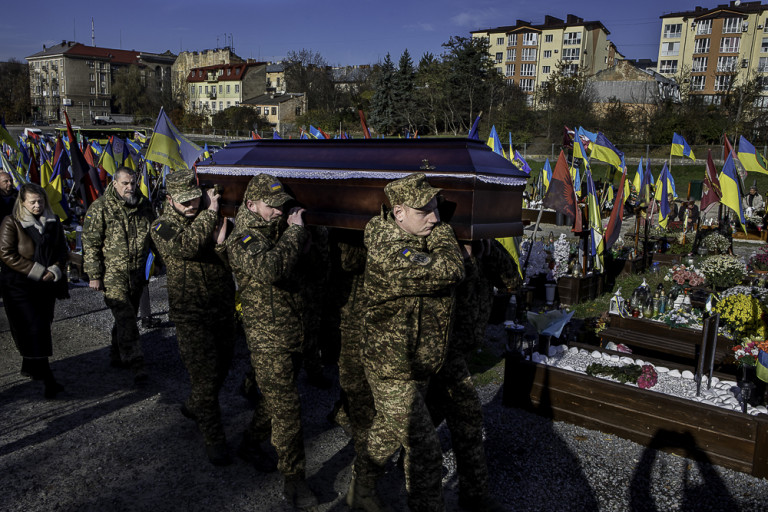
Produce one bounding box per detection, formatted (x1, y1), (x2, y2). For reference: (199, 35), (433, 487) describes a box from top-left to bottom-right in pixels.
(543, 150), (580, 230)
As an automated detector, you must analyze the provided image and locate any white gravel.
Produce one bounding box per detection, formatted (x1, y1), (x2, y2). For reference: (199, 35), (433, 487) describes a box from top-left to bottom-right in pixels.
(1, 277), (768, 511)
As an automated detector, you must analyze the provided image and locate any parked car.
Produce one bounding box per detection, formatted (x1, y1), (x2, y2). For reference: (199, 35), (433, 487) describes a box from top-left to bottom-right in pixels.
(32, 119), (49, 126)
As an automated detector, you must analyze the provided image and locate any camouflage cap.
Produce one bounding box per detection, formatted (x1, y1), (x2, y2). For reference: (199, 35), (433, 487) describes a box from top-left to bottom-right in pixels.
(385, 173), (441, 209)
(166, 169), (202, 204)
(244, 173), (293, 207)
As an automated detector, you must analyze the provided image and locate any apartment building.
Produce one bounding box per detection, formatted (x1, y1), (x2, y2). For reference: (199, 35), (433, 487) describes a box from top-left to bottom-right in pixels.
(172, 47), (244, 102)
(656, 1), (768, 105)
(186, 62), (267, 118)
(241, 92), (306, 134)
(26, 41), (175, 124)
(472, 14), (623, 103)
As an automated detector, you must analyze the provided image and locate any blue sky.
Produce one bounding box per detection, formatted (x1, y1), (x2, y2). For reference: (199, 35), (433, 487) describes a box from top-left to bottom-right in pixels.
(1, 0), (703, 65)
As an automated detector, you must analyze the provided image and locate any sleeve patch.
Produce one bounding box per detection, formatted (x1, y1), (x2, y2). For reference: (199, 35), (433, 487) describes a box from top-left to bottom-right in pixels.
(240, 234), (254, 247)
(400, 247), (431, 266)
(153, 222), (177, 241)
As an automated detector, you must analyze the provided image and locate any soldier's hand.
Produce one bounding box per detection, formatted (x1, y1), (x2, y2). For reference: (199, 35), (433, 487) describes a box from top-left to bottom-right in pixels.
(42, 270), (55, 282)
(213, 218), (227, 244)
(287, 207), (305, 227)
(460, 243), (472, 259)
(206, 188), (220, 212)
(89, 279), (104, 292)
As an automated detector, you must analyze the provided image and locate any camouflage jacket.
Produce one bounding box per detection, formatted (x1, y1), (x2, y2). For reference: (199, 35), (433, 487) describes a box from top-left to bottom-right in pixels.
(362, 209), (464, 380)
(150, 206), (234, 323)
(225, 207), (309, 349)
(450, 240), (519, 356)
(82, 182), (155, 282)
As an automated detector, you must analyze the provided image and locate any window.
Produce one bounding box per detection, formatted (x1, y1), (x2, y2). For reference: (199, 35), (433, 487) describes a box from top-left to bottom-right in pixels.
(235, 101), (240, 106)
(696, 20), (712, 35)
(205, 86), (208, 94)
(659, 60), (678, 73)
(211, 102), (216, 110)
(219, 101), (223, 110)
(720, 37), (740, 53)
(235, 84), (240, 93)
(90, 86), (95, 94)
(562, 48), (580, 61)
(762, 38), (768, 53)
(692, 57), (708, 72)
(760, 56), (768, 72)
(190, 85), (194, 96)
(722, 17), (741, 34)
(521, 63), (536, 76)
(103, 100), (108, 107)
(271, 107), (277, 115)
(691, 75), (706, 91)
(694, 38), (710, 54)
(563, 64), (579, 75)
(519, 79), (535, 92)
(545, 34), (553, 43)
(89, 99), (95, 107)
(717, 56), (738, 72)
(661, 41), (680, 56)
(227, 101), (231, 107)
(496, 52), (503, 63)
(508, 34), (517, 46)
(542, 65), (551, 74)
(715, 75), (733, 91)
(543, 50), (552, 58)
(255, 107), (261, 115)
(522, 33), (538, 46)
(226, 84), (231, 93)
(218, 85), (222, 93)
(87, 61), (94, 68)
(521, 48), (537, 61)
(564, 32), (581, 45)
(505, 64), (515, 75)
(496, 37), (504, 45)
(663, 23), (682, 38)
(507, 49), (516, 60)
(89, 73), (94, 81)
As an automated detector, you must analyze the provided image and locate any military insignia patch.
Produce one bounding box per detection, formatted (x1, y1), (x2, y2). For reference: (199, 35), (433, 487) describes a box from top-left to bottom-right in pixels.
(270, 182), (282, 192)
(401, 247), (431, 266)
(153, 222), (176, 241)
(240, 234), (254, 247)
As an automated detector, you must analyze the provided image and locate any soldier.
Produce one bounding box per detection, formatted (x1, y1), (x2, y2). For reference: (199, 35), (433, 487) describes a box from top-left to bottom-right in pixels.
(349, 173), (465, 512)
(225, 174), (318, 510)
(83, 166), (155, 384)
(426, 239), (517, 512)
(149, 169), (236, 466)
(0, 171), (18, 223)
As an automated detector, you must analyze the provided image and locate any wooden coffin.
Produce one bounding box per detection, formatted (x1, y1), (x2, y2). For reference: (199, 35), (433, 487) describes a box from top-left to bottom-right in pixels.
(195, 138), (527, 240)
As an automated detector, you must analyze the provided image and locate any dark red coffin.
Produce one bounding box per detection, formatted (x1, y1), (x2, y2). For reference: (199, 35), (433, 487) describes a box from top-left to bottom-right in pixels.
(195, 138), (527, 240)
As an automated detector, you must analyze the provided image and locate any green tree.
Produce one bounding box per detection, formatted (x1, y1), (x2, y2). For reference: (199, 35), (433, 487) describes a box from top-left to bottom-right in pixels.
(211, 106), (265, 135)
(536, 61), (596, 140)
(394, 49), (417, 134)
(0, 60), (31, 123)
(414, 52), (448, 135)
(284, 49), (335, 111)
(368, 53), (397, 135)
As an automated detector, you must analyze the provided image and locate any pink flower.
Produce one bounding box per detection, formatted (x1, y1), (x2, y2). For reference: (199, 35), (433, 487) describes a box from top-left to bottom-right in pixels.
(637, 364), (658, 389)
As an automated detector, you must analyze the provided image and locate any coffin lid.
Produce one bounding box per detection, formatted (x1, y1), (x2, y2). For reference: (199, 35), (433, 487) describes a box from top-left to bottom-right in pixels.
(196, 137), (528, 185)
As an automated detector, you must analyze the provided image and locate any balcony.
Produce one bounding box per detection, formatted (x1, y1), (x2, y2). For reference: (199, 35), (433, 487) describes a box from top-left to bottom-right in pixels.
(209, 91), (217, 100)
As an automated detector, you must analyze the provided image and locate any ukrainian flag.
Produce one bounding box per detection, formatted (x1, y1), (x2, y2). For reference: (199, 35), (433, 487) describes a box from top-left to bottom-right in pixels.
(737, 136), (768, 176)
(757, 349), (768, 383)
(719, 152), (746, 233)
(542, 158), (552, 192)
(99, 142), (118, 177)
(44, 155), (69, 221)
(655, 163), (671, 229)
(486, 126), (506, 159)
(139, 164), (150, 199)
(590, 132), (623, 169)
(585, 167), (604, 271)
(145, 107), (202, 170)
(496, 236), (523, 279)
(671, 132), (695, 160)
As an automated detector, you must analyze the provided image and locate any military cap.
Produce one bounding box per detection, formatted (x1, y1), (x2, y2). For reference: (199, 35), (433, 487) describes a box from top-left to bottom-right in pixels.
(166, 169), (202, 203)
(385, 173), (441, 209)
(245, 173), (293, 207)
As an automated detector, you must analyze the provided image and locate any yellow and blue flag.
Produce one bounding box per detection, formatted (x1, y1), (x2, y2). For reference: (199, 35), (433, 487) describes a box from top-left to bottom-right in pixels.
(585, 167), (604, 271)
(139, 163), (150, 199)
(671, 132), (695, 160)
(512, 150), (531, 175)
(99, 140), (118, 177)
(542, 158), (552, 192)
(590, 132), (623, 169)
(145, 107), (204, 170)
(0, 124), (18, 152)
(757, 349), (768, 383)
(719, 152), (746, 233)
(44, 153), (69, 221)
(496, 236), (523, 279)
(486, 126), (505, 158)
(737, 136), (768, 176)
(655, 163), (671, 228)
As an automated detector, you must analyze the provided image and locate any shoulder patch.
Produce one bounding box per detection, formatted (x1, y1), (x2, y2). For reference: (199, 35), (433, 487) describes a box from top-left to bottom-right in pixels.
(239, 234), (255, 248)
(153, 222), (177, 241)
(400, 247), (431, 266)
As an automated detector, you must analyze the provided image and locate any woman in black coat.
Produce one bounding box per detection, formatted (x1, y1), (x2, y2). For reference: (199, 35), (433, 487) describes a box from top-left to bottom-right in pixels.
(0, 183), (69, 398)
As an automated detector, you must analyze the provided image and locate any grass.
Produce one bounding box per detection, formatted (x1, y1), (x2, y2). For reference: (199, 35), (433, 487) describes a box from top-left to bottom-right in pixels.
(467, 344), (506, 387)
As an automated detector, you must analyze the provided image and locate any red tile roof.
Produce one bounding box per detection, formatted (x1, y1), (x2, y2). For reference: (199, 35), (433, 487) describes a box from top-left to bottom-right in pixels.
(187, 62), (267, 83)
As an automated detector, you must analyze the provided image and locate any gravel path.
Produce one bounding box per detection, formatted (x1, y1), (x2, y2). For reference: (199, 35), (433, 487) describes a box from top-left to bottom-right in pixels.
(2, 228), (768, 511)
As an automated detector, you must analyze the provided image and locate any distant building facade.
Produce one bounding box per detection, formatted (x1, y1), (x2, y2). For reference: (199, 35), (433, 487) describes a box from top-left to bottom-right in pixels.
(266, 63), (286, 94)
(472, 14), (623, 104)
(172, 47), (244, 103)
(656, 1), (768, 106)
(241, 93), (306, 134)
(26, 40), (175, 123)
(186, 62), (268, 118)
(588, 59), (681, 116)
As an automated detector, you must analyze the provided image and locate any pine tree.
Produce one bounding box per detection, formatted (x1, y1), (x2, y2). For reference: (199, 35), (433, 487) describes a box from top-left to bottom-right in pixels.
(394, 49), (416, 135)
(369, 53), (397, 135)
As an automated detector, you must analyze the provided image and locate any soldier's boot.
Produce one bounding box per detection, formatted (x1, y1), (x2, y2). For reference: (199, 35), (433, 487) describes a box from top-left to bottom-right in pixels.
(458, 493), (506, 512)
(237, 432), (277, 473)
(328, 399), (352, 437)
(109, 347), (127, 368)
(130, 358), (148, 385)
(205, 442), (232, 467)
(283, 476), (319, 511)
(345, 472), (392, 512)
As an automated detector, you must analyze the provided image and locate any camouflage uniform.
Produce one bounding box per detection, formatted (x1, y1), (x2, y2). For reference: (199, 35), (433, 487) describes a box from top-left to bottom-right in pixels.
(82, 180), (155, 369)
(225, 175), (310, 480)
(355, 174), (465, 512)
(300, 225), (330, 382)
(427, 239), (518, 505)
(150, 170), (235, 450)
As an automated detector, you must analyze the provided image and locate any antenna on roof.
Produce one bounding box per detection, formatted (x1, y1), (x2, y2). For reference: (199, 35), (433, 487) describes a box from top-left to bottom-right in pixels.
(91, 17), (95, 47)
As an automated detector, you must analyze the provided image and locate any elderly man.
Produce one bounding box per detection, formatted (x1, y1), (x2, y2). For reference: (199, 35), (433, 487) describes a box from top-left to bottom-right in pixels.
(0, 171), (17, 223)
(83, 166), (155, 384)
(348, 173), (465, 512)
(150, 169), (236, 466)
(225, 174), (317, 510)
(744, 184), (765, 215)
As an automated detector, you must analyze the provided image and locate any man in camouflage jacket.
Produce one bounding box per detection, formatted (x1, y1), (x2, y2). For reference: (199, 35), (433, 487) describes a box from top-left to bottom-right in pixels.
(349, 173), (464, 512)
(83, 166), (155, 382)
(149, 169), (236, 466)
(225, 174), (318, 510)
(426, 239), (518, 512)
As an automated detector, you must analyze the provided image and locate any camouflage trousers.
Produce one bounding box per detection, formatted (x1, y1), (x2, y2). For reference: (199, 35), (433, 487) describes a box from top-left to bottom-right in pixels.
(337, 327), (375, 464)
(248, 343), (306, 479)
(176, 317), (235, 446)
(426, 353), (489, 500)
(358, 370), (444, 512)
(104, 270), (146, 365)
